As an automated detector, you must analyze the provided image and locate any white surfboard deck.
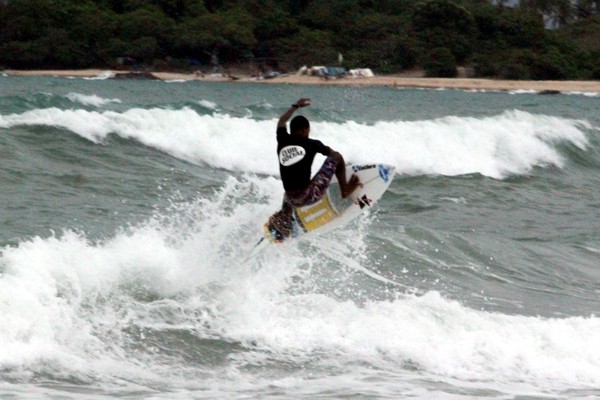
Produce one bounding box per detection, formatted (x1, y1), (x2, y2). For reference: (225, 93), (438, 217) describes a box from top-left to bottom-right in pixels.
(262, 163), (395, 245)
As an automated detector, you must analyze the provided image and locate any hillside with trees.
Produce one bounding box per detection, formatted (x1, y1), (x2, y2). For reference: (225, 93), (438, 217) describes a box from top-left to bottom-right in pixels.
(0, 0), (599, 79)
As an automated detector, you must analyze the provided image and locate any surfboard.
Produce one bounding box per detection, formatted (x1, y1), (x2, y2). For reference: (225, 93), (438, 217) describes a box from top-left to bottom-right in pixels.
(263, 163), (395, 244)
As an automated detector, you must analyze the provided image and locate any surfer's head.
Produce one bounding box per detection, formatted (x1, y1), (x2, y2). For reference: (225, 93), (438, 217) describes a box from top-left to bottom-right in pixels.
(290, 115), (310, 138)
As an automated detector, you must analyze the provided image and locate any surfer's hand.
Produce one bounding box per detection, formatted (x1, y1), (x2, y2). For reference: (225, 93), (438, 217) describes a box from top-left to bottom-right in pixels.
(294, 98), (311, 108)
(280, 98), (311, 127)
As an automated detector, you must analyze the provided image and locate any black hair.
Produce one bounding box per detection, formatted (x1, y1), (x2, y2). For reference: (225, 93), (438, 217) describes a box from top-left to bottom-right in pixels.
(290, 115), (309, 135)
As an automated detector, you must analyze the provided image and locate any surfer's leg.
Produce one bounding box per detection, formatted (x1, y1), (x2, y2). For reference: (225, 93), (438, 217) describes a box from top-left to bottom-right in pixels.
(330, 151), (360, 198)
(296, 156), (338, 207)
(267, 198), (293, 240)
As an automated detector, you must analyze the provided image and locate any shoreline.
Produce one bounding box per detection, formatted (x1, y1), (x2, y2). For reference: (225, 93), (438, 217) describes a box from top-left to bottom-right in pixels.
(3, 69), (600, 93)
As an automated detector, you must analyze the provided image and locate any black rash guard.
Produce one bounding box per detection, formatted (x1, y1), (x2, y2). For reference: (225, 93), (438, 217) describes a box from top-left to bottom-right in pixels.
(277, 126), (331, 192)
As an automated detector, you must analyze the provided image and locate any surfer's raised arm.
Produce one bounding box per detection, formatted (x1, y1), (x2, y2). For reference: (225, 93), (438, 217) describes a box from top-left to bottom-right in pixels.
(278, 98), (311, 128)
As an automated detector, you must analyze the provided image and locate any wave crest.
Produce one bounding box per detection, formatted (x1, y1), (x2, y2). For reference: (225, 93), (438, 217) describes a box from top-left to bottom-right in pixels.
(0, 107), (592, 179)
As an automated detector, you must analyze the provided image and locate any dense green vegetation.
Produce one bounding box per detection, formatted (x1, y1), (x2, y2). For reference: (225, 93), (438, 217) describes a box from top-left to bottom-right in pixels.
(0, 0), (598, 79)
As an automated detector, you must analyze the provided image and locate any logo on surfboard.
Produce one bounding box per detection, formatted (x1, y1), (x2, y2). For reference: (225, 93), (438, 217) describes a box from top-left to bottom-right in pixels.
(353, 164), (376, 172)
(378, 164), (391, 183)
(354, 195), (373, 209)
(279, 145), (306, 166)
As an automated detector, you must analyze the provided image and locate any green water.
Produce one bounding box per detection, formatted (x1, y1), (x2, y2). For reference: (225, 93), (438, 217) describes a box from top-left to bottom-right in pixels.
(0, 75), (599, 399)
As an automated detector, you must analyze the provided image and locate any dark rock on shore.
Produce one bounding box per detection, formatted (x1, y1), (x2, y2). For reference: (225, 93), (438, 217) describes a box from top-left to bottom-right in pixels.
(539, 90), (561, 95)
(112, 72), (160, 80)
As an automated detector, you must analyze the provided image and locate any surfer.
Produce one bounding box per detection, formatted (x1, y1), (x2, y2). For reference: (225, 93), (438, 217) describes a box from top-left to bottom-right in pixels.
(268, 98), (360, 240)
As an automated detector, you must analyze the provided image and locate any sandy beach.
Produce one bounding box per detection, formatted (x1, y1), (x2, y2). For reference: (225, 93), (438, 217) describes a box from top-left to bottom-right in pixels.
(3, 69), (600, 93)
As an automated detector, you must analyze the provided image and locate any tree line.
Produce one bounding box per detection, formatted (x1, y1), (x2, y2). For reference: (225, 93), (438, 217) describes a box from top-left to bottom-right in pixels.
(0, 0), (599, 80)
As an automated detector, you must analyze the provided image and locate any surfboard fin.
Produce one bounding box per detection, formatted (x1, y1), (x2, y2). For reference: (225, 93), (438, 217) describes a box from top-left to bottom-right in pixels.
(245, 237), (268, 263)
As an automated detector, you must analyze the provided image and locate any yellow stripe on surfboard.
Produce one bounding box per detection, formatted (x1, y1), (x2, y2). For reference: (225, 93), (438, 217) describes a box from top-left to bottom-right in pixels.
(296, 193), (338, 231)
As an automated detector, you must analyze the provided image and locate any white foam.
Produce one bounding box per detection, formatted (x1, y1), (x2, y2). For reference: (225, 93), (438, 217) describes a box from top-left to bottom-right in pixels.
(83, 71), (115, 80)
(509, 89), (539, 95)
(567, 91), (599, 98)
(0, 176), (281, 377)
(0, 107), (591, 179)
(197, 99), (218, 110)
(66, 92), (122, 107)
(1, 176), (599, 392)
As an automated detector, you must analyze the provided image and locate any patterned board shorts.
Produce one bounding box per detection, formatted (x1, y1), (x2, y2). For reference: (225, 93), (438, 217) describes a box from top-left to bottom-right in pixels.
(284, 156), (338, 208)
(267, 156), (338, 241)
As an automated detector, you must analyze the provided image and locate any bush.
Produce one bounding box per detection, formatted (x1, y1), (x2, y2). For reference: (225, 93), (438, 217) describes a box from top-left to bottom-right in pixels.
(471, 53), (499, 77)
(423, 47), (457, 77)
(412, 0), (476, 63)
(273, 28), (336, 66)
(496, 48), (575, 80)
(0, 40), (49, 68)
(127, 36), (160, 62)
(500, 62), (531, 80)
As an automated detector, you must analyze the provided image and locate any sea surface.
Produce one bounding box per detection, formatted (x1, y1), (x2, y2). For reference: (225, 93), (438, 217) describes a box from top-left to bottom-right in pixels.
(0, 75), (599, 399)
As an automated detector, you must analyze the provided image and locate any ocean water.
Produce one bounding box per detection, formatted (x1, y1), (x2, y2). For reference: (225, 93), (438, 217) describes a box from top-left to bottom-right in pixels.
(0, 75), (599, 399)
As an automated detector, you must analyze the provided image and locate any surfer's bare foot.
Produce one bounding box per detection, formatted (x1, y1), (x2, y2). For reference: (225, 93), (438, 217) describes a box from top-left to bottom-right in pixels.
(341, 174), (361, 199)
